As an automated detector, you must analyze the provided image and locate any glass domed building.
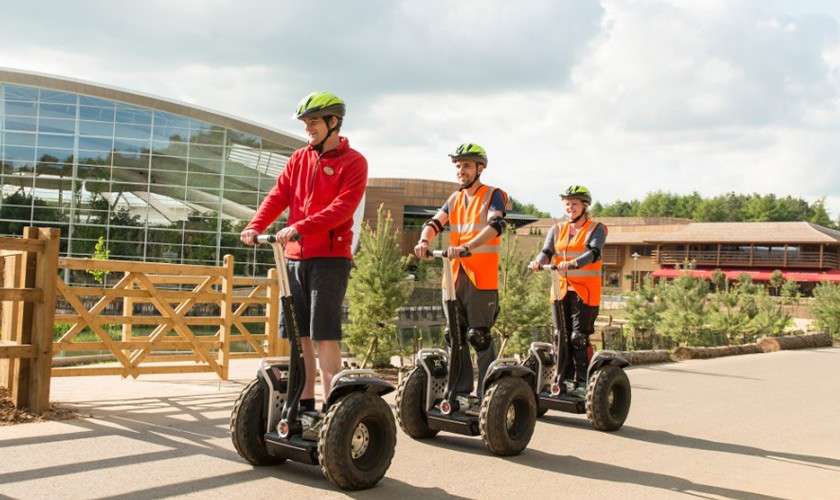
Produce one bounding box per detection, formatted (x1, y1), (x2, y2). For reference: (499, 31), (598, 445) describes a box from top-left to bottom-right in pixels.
(0, 68), (306, 276)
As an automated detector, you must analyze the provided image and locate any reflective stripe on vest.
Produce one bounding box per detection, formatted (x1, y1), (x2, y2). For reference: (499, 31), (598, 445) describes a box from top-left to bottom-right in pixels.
(553, 218), (602, 306)
(448, 184), (506, 290)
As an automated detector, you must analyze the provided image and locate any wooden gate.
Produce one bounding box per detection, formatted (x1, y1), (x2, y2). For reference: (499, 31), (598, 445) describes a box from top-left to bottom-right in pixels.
(53, 256), (286, 380)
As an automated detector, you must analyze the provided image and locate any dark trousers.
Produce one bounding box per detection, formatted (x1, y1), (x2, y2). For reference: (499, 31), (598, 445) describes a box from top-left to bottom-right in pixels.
(450, 274), (499, 397)
(562, 290), (599, 385)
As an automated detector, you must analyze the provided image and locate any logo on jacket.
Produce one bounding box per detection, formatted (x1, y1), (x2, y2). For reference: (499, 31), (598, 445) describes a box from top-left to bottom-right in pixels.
(323, 166), (335, 175)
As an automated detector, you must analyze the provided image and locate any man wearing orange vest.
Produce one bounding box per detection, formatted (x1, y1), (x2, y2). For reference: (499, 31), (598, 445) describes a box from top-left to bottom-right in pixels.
(529, 185), (607, 397)
(414, 143), (510, 398)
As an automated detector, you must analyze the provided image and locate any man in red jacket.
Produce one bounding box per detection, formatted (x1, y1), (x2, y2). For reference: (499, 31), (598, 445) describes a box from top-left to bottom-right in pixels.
(240, 91), (367, 412)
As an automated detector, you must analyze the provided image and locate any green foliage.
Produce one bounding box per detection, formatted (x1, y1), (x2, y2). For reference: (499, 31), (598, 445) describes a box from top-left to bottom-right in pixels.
(87, 236), (110, 284)
(812, 282), (840, 337)
(345, 206), (412, 367)
(768, 270), (785, 296)
(710, 269), (727, 292)
(590, 191), (839, 229)
(494, 234), (552, 356)
(780, 280), (800, 304)
(625, 276), (663, 335)
(657, 275), (711, 346)
(708, 286), (790, 344)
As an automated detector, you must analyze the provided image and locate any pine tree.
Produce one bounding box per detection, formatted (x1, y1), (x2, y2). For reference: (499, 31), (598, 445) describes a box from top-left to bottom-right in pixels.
(626, 276), (663, 337)
(345, 206), (412, 367)
(494, 234), (552, 357)
(657, 274), (710, 346)
(812, 282), (840, 337)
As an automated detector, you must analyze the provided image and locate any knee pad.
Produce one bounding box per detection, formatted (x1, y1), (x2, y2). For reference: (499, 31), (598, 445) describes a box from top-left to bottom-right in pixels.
(467, 327), (493, 351)
(571, 331), (589, 350)
(444, 327), (451, 347)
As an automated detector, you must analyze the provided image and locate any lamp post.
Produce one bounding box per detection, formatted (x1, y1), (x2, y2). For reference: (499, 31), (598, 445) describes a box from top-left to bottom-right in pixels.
(631, 251), (641, 291)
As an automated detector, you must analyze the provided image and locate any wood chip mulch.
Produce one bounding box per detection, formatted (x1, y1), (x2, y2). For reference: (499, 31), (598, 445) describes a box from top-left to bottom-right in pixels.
(0, 387), (80, 426)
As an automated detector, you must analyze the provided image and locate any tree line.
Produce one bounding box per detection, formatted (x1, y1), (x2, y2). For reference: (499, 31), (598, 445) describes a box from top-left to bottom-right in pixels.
(592, 191), (838, 229)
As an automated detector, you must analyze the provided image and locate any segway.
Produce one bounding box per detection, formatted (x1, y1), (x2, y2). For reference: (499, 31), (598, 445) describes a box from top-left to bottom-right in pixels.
(395, 248), (537, 456)
(230, 235), (397, 490)
(523, 264), (631, 431)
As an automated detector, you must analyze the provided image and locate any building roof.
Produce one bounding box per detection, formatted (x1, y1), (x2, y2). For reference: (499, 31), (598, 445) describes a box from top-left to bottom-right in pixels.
(0, 67), (305, 150)
(643, 222), (840, 244)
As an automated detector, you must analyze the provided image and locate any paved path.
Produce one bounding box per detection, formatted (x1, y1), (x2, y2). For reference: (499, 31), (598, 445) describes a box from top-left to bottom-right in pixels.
(1, 348), (838, 499)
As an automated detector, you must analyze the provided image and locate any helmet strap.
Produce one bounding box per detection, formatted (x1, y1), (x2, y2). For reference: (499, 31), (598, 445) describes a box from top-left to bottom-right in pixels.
(313, 116), (340, 154)
(571, 206), (589, 224)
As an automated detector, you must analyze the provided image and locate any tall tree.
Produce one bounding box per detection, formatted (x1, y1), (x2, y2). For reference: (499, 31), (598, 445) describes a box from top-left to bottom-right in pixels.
(345, 205), (412, 367)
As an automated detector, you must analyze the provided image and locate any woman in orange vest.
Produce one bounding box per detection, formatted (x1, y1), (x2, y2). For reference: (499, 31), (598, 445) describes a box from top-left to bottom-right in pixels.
(529, 185), (607, 397)
(414, 143), (510, 398)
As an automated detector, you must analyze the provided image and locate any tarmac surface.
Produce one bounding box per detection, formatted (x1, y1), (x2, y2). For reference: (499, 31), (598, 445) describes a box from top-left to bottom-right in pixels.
(1, 348), (838, 499)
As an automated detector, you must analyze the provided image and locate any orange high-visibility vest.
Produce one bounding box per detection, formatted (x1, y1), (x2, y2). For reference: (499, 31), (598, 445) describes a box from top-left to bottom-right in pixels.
(448, 184), (508, 290)
(553, 218), (604, 306)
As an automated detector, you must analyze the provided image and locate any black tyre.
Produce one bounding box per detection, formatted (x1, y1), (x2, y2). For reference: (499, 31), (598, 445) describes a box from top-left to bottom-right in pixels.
(479, 377), (537, 456)
(230, 378), (286, 466)
(395, 367), (439, 439)
(586, 365), (631, 431)
(318, 391), (397, 490)
(523, 356), (549, 418)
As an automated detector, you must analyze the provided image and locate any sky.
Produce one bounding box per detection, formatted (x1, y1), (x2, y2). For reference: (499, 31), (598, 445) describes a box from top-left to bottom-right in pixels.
(2, 0), (840, 220)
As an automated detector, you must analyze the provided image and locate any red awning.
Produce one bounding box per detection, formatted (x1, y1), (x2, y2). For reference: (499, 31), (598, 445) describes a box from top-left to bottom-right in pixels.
(651, 268), (840, 283)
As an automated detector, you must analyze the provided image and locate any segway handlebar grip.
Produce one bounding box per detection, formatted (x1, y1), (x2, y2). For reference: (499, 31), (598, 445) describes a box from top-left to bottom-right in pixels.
(256, 233), (300, 245)
(541, 264), (558, 271)
(431, 248), (472, 259)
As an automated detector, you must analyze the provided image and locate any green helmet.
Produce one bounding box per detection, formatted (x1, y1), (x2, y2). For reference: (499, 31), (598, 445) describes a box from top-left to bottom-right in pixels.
(561, 185), (592, 204)
(449, 143), (488, 166)
(295, 91), (346, 120)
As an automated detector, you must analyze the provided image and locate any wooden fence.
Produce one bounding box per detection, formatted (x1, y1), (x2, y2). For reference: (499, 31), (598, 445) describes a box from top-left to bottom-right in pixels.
(1, 226), (290, 414)
(53, 256), (288, 379)
(0, 227), (60, 413)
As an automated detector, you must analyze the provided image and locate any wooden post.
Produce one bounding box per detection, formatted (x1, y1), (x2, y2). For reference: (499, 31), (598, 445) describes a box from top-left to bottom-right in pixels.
(783, 244), (788, 267)
(656, 245), (661, 264)
(12, 228), (38, 409)
(266, 268), (279, 356)
(818, 244), (824, 268)
(218, 254), (234, 380)
(749, 244), (754, 267)
(1, 253), (24, 391)
(122, 279), (134, 341)
(27, 228), (59, 413)
(716, 244), (721, 267)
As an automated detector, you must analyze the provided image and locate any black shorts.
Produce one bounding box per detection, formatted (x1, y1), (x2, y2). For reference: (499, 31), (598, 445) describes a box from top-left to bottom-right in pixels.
(454, 273), (500, 330)
(280, 258), (352, 341)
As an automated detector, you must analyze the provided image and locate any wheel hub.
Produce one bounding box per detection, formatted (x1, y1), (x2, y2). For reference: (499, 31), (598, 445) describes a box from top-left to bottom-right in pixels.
(506, 404), (516, 429)
(350, 422), (370, 459)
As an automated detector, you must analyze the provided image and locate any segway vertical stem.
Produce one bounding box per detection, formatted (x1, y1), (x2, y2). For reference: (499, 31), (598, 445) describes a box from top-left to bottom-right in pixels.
(433, 249), (464, 414)
(546, 265), (570, 393)
(261, 235), (304, 434)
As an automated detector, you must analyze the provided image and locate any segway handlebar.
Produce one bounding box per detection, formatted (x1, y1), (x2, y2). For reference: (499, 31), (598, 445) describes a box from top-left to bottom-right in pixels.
(256, 233), (301, 245)
(541, 264), (560, 271)
(429, 248), (472, 259)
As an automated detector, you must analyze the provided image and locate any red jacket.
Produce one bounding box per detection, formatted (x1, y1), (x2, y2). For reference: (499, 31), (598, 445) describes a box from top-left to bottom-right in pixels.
(246, 137), (368, 260)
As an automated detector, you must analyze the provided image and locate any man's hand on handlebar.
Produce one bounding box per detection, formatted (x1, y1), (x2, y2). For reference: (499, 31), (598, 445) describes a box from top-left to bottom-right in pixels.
(275, 226), (300, 245)
(445, 245), (470, 259)
(414, 240), (431, 260)
(240, 228), (259, 246)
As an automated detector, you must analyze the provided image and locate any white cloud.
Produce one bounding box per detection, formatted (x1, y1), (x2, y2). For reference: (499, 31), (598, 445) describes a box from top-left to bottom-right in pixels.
(1, 0), (839, 220)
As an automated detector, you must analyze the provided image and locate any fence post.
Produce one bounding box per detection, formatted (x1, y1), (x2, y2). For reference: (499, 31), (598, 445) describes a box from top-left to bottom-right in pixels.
(27, 228), (60, 413)
(12, 228), (39, 409)
(218, 254), (234, 380)
(1, 253), (24, 391)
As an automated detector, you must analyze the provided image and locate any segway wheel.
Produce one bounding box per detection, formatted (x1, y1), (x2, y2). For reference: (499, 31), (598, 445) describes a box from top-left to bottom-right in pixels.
(318, 391), (396, 490)
(230, 378), (286, 466)
(479, 377), (537, 456)
(523, 356), (549, 418)
(395, 367), (439, 439)
(586, 365), (631, 431)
